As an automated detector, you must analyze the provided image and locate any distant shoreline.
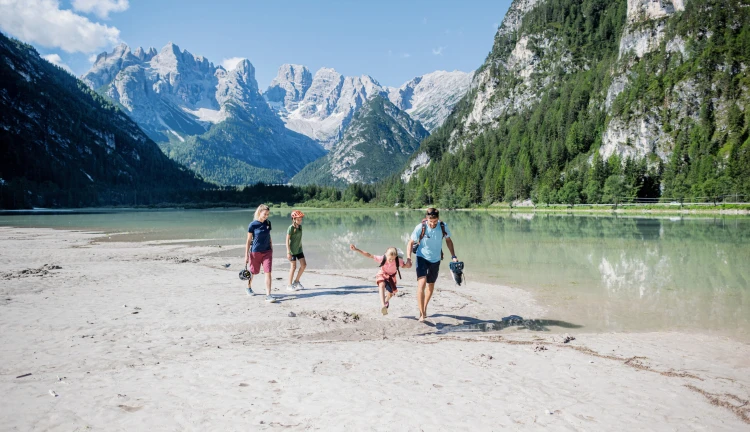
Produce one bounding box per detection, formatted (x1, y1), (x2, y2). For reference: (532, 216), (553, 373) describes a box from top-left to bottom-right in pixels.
(2, 203), (749, 216)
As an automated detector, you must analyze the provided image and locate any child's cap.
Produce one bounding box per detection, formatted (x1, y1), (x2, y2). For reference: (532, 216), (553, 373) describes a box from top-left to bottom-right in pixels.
(291, 210), (305, 218)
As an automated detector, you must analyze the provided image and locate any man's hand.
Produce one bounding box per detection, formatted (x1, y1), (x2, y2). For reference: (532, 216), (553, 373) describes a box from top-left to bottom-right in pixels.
(452, 256), (458, 262)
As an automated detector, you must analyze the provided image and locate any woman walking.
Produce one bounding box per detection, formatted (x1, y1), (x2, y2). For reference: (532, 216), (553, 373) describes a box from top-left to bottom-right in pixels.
(245, 204), (277, 303)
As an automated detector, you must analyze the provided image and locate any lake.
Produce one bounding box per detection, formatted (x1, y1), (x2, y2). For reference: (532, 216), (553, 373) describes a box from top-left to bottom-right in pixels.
(2, 208), (748, 340)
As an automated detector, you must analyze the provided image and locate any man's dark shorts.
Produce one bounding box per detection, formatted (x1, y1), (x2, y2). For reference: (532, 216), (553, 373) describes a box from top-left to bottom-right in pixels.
(416, 256), (440, 283)
(289, 252), (305, 261)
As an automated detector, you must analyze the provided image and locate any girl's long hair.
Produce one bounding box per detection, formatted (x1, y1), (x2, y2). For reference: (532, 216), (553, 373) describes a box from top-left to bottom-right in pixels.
(254, 204), (270, 221)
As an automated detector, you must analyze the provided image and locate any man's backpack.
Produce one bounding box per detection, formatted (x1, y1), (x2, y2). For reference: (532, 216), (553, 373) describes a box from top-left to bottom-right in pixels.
(379, 255), (402, 279)
(413, 219), (448, 260)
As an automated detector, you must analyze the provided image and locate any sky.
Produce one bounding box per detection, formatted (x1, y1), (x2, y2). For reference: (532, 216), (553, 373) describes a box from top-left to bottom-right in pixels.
(0, 0), (513, 88)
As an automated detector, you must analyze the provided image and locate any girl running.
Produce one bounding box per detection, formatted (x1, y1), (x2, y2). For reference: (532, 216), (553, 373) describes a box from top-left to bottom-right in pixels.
(350, 244), (412, 315)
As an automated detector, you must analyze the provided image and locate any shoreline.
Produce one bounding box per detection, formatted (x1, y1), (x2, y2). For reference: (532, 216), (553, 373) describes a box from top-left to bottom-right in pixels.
(1, 227), (749, 430)
(2, 205), (750, 216)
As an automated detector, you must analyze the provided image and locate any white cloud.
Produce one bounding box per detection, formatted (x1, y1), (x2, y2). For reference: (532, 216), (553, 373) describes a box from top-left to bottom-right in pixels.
(88, 54), (98, 62)
(0, 0), (121, 53)
(432, 46), (445, 56)
(72, 0), (129, 19)
(42, 53), (73, 73)
(400, 53), (411, 59)
(221, 57), (246, 71)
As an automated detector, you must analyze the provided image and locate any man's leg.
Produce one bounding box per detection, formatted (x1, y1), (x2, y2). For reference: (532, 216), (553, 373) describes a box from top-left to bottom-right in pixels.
(295, 258), (307, 283)
(422, 260), (440, 319)
(416, 277), (427, 321)
(423, 283), (435, 318)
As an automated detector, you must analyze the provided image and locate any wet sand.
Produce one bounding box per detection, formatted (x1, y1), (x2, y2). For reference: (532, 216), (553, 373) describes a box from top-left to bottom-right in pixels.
(0, 227), (748, 431)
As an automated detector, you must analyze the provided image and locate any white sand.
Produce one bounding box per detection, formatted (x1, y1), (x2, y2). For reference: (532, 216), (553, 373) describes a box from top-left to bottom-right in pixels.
(1, 227), (749, 431)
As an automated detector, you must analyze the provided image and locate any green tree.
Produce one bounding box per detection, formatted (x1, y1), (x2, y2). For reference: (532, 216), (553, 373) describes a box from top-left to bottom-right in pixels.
(557, 181), (582, 208)
(602, 175), (626, 209)
(439, 184), (461, 210)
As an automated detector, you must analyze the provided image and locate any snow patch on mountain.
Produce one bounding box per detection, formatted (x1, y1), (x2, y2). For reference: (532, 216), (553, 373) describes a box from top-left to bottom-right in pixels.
(264, 65), (472, 147)
(264, 65), (387, 149)
(82, 42), (253, 140)
(386, 70), (473, 132)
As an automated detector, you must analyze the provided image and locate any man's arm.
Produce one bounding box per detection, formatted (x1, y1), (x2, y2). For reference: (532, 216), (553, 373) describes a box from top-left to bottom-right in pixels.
(446, 238), (457, 262)
(406, 239), (414, 263)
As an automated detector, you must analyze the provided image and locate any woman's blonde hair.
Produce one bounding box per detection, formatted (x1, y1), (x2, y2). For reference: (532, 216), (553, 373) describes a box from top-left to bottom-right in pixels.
(254, 204), (270, 221)
(385, 247), (398, 259)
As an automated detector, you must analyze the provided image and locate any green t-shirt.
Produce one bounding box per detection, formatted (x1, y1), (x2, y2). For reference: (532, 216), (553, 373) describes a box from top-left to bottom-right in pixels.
(287, 224), (303, 255)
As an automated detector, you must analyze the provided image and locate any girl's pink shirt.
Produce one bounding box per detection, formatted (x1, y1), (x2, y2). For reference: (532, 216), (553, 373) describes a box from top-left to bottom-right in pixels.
(373, 255), (405, 277)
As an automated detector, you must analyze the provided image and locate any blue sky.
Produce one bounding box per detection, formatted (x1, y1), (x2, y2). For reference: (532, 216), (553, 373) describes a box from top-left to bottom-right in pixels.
(1, 0), (513, 87)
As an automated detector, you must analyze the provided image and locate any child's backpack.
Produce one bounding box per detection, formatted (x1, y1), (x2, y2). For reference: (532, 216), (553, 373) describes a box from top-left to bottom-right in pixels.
(412, 219), (448, 260)
(379, 255), (402, 279)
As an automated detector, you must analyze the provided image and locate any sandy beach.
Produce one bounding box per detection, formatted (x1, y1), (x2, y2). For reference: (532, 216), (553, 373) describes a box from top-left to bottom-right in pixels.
(1, 227), (749, 431)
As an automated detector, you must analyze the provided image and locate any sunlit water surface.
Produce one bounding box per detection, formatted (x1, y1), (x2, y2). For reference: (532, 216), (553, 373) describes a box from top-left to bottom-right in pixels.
(2, 208), (748, 340)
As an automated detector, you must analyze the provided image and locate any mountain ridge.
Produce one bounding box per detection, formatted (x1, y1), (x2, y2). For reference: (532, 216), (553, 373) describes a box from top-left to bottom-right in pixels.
(0, 32), (205, 208)
(82, 42), (325, 185)
(291, 96), (429, 186)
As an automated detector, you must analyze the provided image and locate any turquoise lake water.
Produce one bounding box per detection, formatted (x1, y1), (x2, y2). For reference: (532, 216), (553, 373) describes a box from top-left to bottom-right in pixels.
(2, 208), (748, 340)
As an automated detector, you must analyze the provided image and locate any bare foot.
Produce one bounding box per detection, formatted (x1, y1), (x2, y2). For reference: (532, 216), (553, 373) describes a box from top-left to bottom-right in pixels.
(418, 314), (425, 323)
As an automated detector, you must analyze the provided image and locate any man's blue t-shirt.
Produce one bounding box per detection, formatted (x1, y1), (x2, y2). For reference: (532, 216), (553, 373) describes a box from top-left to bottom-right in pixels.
(411, 221), (451, 263)
(248, 220), (272, 253)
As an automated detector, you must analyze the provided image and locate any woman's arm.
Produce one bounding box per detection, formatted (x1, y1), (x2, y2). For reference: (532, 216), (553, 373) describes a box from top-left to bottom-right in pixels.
(245, 232), (253, 262)
(349, 244), (374, 259)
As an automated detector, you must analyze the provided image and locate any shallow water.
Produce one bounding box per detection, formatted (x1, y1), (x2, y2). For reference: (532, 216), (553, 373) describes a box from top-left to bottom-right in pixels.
(2, 208), (749, 340)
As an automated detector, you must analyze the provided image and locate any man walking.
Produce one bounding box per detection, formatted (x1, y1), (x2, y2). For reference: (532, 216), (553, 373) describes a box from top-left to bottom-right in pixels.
(406, 208), (458, 322)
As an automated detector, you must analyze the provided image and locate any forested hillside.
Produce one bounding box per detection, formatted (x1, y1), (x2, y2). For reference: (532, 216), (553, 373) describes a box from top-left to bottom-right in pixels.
(386, 0), (750, 207)
(0, 33), (205, 208)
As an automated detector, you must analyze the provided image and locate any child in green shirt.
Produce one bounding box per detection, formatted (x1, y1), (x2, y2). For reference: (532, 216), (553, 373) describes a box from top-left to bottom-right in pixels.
(286, 210), (306, 291)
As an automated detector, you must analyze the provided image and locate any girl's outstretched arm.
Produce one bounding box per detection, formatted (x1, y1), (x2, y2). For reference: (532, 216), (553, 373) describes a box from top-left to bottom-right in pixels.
(350, 244), (374, 259)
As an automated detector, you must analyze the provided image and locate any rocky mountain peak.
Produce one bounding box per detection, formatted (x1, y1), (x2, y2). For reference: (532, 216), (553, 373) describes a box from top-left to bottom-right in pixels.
(264, 63), (312, 110)
(291, 95), (428, 186)
(387, 70), (473, 132)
